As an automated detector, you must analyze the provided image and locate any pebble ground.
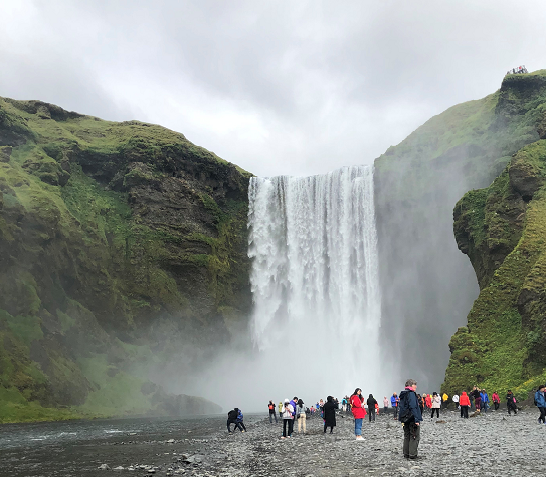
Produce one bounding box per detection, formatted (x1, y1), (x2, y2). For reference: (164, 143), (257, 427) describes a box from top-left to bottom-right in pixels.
(189, 408), (544, 477)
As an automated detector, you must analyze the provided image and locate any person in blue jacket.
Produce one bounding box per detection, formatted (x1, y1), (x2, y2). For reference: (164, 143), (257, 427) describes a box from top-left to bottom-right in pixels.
(535, 385), (546, 424)
(290, 397), (298, 420)
(480, 390), (490, 413)
(398, 379), (423, 460)
(236, 408), (246, 432)
(390, 393), (399, 420)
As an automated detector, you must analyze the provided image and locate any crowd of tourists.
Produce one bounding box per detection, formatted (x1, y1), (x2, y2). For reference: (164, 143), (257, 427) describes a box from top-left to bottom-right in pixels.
(506, 65), (528, 75)
(227, 381), (546, 461)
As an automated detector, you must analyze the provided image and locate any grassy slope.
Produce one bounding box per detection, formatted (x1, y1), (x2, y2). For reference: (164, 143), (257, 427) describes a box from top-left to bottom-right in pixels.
(443, 139), (546, 400)
(374, 70), (546, 389)
(0, 98), (248, 422)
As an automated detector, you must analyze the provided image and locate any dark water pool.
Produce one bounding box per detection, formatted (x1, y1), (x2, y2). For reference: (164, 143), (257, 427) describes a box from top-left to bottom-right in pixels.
(0, 413), (263, 476)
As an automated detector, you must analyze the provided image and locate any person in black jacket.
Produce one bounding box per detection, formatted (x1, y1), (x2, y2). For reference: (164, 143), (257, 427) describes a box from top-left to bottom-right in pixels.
(507, 390), (518, 415)
(367, 394), (378, 422)
(323, 396), (338, 433)
(417, 394), (424, 414)
(227, 408), (243, 433)
(398, 379), (423, 460)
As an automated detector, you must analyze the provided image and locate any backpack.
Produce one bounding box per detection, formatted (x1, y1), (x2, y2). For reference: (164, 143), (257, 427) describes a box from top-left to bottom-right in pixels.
(228, 410), (237, 420)
(399, 392), (415, 424)
(268, 404), (274, 410)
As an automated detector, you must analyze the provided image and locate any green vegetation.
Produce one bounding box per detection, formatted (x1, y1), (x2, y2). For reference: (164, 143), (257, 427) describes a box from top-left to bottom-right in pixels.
(443, 139), (546, 401)
(0, 96), (250, 422)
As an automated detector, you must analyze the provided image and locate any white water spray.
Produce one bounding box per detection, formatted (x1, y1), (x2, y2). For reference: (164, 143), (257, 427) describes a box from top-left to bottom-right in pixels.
(248, 165), (382, 398)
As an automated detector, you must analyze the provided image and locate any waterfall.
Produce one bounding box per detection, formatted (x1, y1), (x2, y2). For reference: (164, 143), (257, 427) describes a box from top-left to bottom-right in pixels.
(248, 165), (381, 395)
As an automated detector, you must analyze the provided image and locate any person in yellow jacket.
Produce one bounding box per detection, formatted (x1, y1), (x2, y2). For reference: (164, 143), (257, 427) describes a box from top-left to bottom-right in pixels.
(278, 401), (283, 415)
(442, 392), (449, 409)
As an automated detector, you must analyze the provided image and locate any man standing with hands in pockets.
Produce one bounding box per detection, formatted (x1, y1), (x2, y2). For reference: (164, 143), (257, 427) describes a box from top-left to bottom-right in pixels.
(398, 379), (423, 460)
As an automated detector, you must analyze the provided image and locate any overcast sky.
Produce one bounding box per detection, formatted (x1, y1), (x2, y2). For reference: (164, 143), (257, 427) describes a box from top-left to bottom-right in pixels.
(1, 0), (545, 177)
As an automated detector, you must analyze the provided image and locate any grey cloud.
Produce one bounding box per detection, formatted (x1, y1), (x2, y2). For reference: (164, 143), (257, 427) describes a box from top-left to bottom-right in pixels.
(1, 0), (545, 176)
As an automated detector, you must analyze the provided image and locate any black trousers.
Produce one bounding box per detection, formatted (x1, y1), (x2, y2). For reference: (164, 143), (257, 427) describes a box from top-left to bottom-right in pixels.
(430, 408), (439, 418)
(460, 405), (469, 418)
(494, 402), (500, 411)
(539, 407), (546, 423)
(324, 424), (334, 433)
(227, 419), (242, 432)
(369, 408), (376, 421)
(283, 418), (294, 437)
(402, 422), (420, 458)
(508, 403), (517, 414)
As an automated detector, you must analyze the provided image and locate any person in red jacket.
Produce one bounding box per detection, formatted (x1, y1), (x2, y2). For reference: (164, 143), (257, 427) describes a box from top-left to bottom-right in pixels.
(350, 388), (367, 441)
(424, 394), (432, 409)
(492, 391), (501, 411)
(459, 391), (471, 418)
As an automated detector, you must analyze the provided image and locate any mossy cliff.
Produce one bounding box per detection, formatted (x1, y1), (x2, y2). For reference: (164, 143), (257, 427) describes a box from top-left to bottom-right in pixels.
(0, 97), (250, 422)
(443, 138), (546, 400)
(374, 70), (546, 389)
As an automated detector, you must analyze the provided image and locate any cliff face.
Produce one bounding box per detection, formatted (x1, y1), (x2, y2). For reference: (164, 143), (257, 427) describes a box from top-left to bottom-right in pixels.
(444, 139), (546, 400)
(0, 97), (250, 421)
(441, 72), (546, 398)
(375, 70), (546, 390)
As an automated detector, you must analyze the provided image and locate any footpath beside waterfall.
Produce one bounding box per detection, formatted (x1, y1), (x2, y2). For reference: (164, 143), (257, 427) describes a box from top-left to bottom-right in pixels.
(247, 166), (382, 395)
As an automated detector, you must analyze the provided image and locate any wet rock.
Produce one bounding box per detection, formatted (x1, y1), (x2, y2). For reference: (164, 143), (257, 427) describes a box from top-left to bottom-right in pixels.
(98, 463), (111, 470)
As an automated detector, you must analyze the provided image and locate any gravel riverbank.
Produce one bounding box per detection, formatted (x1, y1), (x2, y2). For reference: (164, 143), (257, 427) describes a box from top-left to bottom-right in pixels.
(204, 409), (542, 477)
(3, 409), (543, 476)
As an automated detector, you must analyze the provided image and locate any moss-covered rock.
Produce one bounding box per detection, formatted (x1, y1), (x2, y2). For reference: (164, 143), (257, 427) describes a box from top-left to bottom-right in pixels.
(443, 138), (546, 400)
(375, 70), (546, 388)
(0, 96), (249, 421)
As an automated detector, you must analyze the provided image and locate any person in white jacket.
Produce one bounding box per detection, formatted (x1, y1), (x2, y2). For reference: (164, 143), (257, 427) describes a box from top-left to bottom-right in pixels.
(431, 392), (441, 419)
(452, 393), (460, 409)
(281, 399), (294, 439)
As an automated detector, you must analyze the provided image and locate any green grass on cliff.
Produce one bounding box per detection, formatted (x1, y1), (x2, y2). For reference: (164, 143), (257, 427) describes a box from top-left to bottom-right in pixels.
(443, 140), (546, 400)
(0, 96), (249, 422)
(375, 70), (546, 205)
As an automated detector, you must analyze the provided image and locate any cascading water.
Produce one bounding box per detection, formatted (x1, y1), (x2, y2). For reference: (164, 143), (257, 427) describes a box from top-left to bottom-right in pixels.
(248, 165), (382, 397)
